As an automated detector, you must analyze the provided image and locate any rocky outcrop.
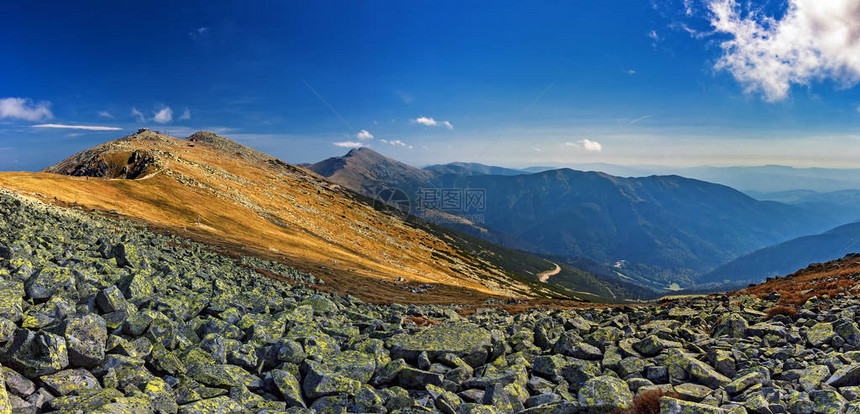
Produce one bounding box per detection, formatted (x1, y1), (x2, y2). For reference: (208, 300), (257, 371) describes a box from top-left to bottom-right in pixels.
(4, 188), (860, 413)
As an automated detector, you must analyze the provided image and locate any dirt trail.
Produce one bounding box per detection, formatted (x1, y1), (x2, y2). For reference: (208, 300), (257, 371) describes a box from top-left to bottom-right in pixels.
(538, 262), (561, 282)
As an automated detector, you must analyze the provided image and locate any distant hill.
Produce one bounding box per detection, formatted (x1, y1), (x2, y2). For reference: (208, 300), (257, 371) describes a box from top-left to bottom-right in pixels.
(700, 221), (860, 286)
(423, 162), (525, 176)
(309, 149), (843, 288)
(747, 189), (860, 225)
(520, 164), (860, 193)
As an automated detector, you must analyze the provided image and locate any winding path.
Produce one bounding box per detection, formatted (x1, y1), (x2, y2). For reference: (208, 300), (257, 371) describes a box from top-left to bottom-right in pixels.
(537, 262), (561, 283)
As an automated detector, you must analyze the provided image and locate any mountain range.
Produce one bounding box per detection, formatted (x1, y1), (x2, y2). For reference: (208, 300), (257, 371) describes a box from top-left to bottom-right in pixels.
(0, 130), (653, 304)
(309, 148), (851, 289)
(701, 221), (860, 287)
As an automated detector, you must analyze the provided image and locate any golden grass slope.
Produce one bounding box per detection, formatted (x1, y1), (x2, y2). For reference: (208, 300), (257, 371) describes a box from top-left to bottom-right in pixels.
(0, 130), (545, 304)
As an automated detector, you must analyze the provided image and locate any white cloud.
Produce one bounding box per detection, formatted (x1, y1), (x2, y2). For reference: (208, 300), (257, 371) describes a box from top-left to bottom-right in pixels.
(708, 0), (860, 102)
(648, 30), (659, 41)
(98, 111), (113, 119)
(563, 139), (603, 153)
(413, 116), (454, 129)
(31, 124), (122, 131)
(0, 98), (53, 121)
(581, 139), (603, 152)
(131, 107), (145, 122)
(380, 138), (410, 148)
(333, 141), (365, 148)
(356, 129), (373, 140)
(179, 108), (191, 121)
(153, 106), (173, 124)
(626, 69), (637, 75)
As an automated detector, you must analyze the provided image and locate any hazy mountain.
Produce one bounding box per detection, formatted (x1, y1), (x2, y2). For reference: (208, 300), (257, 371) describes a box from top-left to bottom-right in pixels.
(423, 162), (525, 176)
(701, 221), (860, 286)
(310, 149), (844, 287)
(746, 189), (860, 225)
(521, 164), (860, 193)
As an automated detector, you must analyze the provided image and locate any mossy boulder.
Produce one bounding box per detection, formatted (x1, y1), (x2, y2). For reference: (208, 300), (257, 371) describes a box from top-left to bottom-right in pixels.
(660, 396), (726, 414)
(24, 266), (77, 301)
(1, 330), (69, 377)
(63, 314), (107, 368)
(577, 375), (633, 413)
(389, 322), (492, 367)
(807, 322), (836, 348)
(0, 281), (24, 322)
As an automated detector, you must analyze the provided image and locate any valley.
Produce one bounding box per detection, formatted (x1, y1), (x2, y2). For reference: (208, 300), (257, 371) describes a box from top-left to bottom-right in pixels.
(310, 148), (860, 294)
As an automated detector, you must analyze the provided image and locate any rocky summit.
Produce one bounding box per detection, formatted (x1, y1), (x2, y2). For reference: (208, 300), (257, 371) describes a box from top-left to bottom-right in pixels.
(3, 189), (860, 414)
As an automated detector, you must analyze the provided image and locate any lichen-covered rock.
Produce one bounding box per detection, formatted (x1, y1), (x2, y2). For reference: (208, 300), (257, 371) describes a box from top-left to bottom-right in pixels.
(713, 313), (748, 338)
(0, 365), (10, 414)
(811, 389), (846, 414)
(826, 363), (860, 387)
(660, 396), (726, 414)
(666, 349), (730, 388)
(24, 266), (77, 301)
(178, 395), (244, 414)
(389, 322), (492, 367)
(271, 369), (305, 408)
(112, 242), (150, 270)
(144, 377), (179, 414)
(806, 323), (835, 348)
(63, 313), (107, 368)
(323, 350), (377, 384)
(0, 281), (24, 322)
(303, 361), (361, 399)
(39, 368), (101, 396)
(576, 375), (632, 413)
(1, 330), (69, 377)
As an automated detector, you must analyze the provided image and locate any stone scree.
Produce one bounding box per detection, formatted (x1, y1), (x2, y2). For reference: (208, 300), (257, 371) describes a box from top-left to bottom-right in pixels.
(2, 189), (860, 413)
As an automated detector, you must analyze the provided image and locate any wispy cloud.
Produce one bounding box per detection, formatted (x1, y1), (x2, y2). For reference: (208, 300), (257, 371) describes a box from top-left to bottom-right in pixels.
(333, 141), (365, 148)
(563, 139), (603, 152)
(131, 107), (145, 122)
(626, 69), (637, 75)
(413, 116), (453, 129)
(395, 90), (414, 104)
(629, 115), (653, 125)
(379, 139), (412, 149)
(647, 29), (661, 49)
(0, 98), (53, 121)
(356, 129), (373, 140)
(708, 0), (860, 102)
(31, 124), (122, 131)
(179, 108), (191, 121)
(153, 106), (173, 124)
(189, 27), (210, 40)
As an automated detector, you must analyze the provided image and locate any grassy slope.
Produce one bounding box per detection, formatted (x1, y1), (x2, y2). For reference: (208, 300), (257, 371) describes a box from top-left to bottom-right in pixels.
(0, 132), (621, 305)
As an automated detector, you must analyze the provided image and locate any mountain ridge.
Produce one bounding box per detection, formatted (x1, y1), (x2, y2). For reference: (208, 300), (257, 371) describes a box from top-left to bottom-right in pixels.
(2, 130), (603, 304)
(309, 148), (845, 288)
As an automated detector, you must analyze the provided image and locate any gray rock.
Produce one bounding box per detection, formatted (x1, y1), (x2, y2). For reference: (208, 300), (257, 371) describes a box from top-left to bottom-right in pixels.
(39, 368), (101, 396)
(577, 375), (633, 412)
(389, 322), (492, 367)
(63, 313), (107, 368)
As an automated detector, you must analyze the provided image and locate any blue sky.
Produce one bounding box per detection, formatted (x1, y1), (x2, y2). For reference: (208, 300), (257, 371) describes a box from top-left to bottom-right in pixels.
(1, 0), (858, 171)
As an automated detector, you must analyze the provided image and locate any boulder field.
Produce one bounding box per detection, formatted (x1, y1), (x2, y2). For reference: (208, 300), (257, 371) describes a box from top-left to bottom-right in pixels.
(2, 188), (860, 413)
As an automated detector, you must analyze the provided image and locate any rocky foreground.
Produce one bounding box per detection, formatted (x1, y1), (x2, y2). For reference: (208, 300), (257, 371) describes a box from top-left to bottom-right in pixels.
(1, 189), (860, 413)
